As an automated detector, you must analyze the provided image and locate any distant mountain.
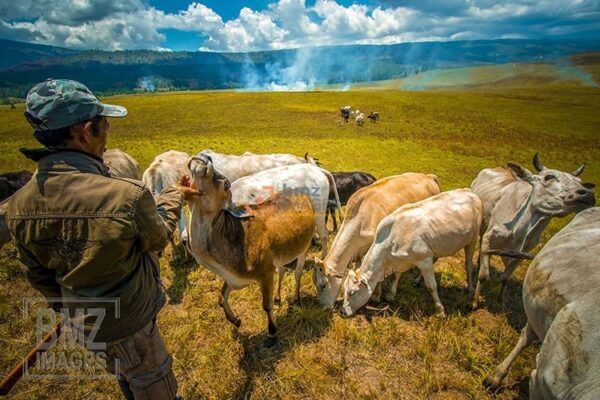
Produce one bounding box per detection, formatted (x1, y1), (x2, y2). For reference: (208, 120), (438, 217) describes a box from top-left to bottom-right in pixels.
(0, 38), (599, 98)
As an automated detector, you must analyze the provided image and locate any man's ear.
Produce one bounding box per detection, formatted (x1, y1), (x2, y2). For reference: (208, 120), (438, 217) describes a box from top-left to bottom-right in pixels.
(80, 120), (95, 143)
(507, 163), (534, 183)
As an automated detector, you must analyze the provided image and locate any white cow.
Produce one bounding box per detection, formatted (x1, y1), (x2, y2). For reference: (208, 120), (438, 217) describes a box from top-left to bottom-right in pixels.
(313, 173), (441, 309)
(198, 149), (319, 183)
(342, 189), (482, 317)
(103, 148), (141, 179)
(484, 207), (600, 398)
(471, 156), (595, 308)
(355, 113), (365, 126)
(230, 163), (341, 303)
(142, 150), (191, 258)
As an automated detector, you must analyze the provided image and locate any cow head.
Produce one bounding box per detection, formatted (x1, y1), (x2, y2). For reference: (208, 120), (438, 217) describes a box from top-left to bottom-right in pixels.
(312, 257), (344, 309)
(341, 269), (370, 316)
(507, 154), (595, 217)
(188, 154), (232, 214)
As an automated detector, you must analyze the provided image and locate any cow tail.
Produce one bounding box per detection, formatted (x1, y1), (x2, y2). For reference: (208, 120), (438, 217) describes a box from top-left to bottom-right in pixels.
(320, 168), (341, 213)
(485, 248), (535, 260)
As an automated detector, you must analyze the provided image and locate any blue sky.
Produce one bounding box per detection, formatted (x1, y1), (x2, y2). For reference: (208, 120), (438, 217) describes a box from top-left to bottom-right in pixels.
(0, 1), (598, 52)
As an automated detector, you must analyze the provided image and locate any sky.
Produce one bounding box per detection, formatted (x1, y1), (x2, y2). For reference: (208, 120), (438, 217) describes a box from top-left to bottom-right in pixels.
(0, 0), (598, 52)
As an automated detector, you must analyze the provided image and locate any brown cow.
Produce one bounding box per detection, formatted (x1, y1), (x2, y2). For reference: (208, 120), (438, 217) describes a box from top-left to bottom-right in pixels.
(186, 154), (316, 345)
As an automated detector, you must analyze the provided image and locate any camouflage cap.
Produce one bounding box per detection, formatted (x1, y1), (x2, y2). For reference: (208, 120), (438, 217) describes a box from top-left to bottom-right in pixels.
(24, 78), (127, 131)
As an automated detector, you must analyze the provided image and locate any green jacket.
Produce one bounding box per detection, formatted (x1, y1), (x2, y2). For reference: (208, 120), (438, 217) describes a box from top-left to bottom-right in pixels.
(6, 148), (184, 342)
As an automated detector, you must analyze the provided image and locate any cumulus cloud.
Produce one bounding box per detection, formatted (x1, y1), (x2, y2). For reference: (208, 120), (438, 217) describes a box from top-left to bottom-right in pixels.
(0, 0), (598, 52)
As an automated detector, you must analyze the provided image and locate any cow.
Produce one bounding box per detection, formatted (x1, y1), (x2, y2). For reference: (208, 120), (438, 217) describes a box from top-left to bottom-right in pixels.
(326, 171), (377, 231)
(198, 149), (319, 183)
(340, 105), (351, 122)
(484, 207), (600, 398)
(356, 113), (365, 126)
(0, 170), (33, 201)
(186, 154), (316, 346)
(0, 199), (10, 250)
(367, 112), (379, 122)
(103, 148), (141, 179)
(341, 189), (482, 317)
(142, 150), (191, 260)
(230, 164), (341, 302)
(471, 155), (596, 309)
(313, 173), (441, 309)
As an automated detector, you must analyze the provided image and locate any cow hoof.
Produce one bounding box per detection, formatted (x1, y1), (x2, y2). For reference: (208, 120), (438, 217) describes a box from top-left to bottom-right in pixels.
(482, 376), (500, 391)
(274, 297), (281, 306)
(384, 294), (395, 303)
(265, 335), (277, 348)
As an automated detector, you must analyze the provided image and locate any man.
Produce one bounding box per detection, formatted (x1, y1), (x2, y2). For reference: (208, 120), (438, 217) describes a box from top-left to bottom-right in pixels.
(5, 79), (198, 399)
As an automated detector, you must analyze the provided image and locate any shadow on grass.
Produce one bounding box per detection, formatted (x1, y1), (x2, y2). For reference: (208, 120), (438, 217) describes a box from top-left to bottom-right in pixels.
(231, 296), (333, 400)
(167, 253), (198, 304)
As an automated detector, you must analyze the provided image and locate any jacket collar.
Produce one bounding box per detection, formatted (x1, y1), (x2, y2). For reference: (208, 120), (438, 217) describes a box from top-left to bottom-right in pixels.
(20, 147), (111, 177)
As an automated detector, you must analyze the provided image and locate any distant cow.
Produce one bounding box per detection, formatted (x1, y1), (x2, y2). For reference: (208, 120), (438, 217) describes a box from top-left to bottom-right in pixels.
(326, 171), (377, 230)
(355, 113), (365, 126)
(340, 106), (351, 122)
(471, 154), (596, 309)
(0, 170), (33, 201)
(484, 207), (600, 398)
(103, 149), (141, 180)
(367, 112), (379, 122)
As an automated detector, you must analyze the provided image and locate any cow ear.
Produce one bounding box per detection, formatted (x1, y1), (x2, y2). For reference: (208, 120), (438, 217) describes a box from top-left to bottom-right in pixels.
(507, 163), (534, 183)
(583, 182), (596, 190)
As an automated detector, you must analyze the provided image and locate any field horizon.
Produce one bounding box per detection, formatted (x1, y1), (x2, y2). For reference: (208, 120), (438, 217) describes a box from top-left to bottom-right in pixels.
(0, 67), (599, 399)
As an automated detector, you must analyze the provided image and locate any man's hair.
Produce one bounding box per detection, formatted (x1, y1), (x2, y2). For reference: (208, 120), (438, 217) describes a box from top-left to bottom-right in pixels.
(33, 116), (103, 147)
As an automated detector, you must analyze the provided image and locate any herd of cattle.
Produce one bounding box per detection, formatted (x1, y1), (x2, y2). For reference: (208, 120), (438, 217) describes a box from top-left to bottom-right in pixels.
(0, 149), (598, 397)
(339, 105), (379, 125)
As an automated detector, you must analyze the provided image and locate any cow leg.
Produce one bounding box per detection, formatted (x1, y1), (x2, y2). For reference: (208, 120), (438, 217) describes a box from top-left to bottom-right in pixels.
(219, 282), (240, 327)
(316, 219), (329, 259)
(384, 272), (401, 303)
(498, 257), (522, 304)
(484, 323), (536, 391)
(332, 208), (338, 231)
(260, 274), (277, 347)
(370, 281), (383, 303)
(473, 253), (491, 310)
(274, 264), (285, 305)
(293, 253), (306, 303)
(464, 241), (477, 294)
(417, 259), (445, 317)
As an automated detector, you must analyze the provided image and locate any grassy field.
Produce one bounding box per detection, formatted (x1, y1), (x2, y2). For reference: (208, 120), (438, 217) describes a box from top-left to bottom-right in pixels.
(0, 65), (599, 399)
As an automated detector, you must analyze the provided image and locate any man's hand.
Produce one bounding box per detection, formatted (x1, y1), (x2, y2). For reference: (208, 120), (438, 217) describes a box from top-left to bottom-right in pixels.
(174, 175), (203, 201)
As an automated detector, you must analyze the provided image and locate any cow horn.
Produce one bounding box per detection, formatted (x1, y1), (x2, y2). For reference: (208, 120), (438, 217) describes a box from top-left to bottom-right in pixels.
(532, 153), (545, 172)
(206, 159), (214, 178)
(572, 163), (585, 177)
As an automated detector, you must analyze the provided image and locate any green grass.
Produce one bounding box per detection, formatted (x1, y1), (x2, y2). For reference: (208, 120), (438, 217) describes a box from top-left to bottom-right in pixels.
(0, 69), (599, 399)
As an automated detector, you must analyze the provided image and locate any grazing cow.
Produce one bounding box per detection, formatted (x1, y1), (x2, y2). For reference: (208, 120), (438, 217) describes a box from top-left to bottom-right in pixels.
(142, 150), (191, 258)
(0, 170), (33, 201)
(326, 171), (377, 231)
(355, 113), (365, 126)
(340, 105), (351, 122)
(367, 112), (379, 122)
(471, 155), (596, 308)
(186, 154), (315, 345)
(342, 189), (482, 317)
(484, 207), (600, 398)
(313, 173), (441, 309)
(230, 164), (341, 302)
(198, 149), (319, 183)
(103, 148), (141, 179)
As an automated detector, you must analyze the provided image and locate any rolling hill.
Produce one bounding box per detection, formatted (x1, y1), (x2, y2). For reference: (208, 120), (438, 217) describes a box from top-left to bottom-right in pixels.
(0, 38), (599, 99)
